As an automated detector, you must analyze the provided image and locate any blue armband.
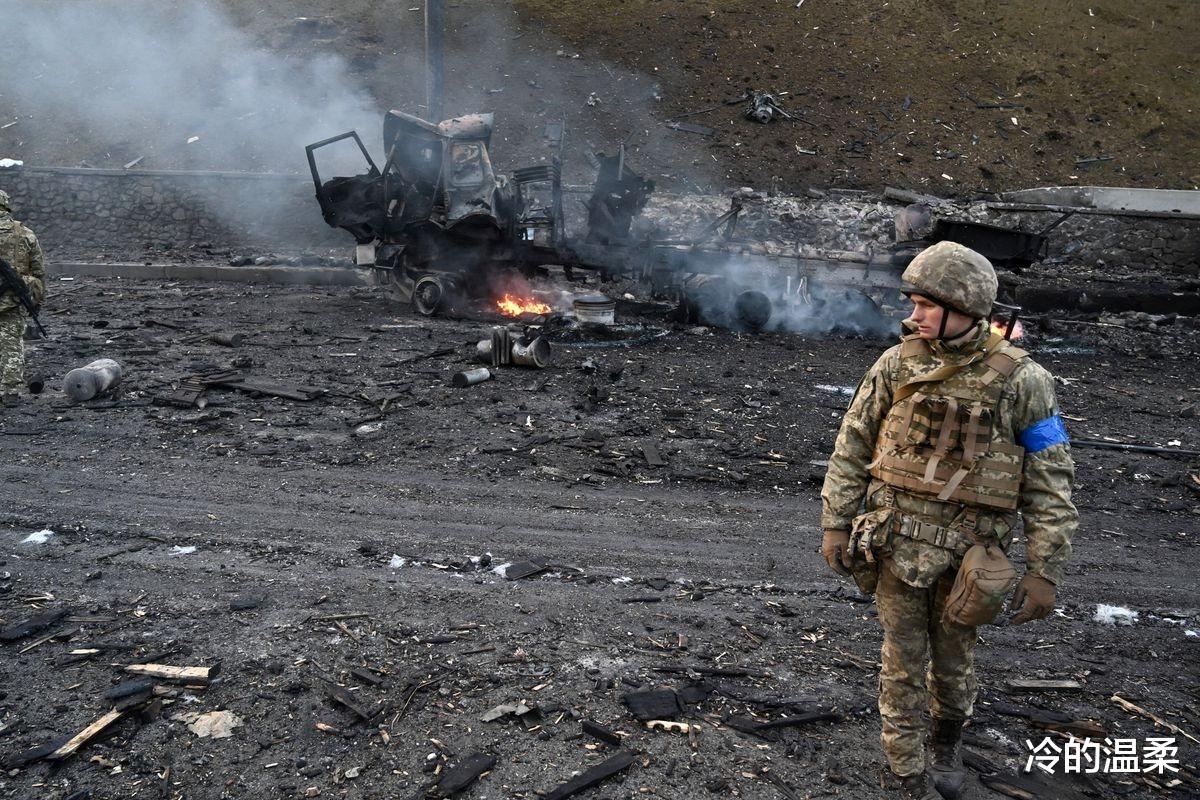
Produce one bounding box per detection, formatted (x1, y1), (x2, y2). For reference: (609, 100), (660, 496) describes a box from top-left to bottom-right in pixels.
(1017, 414), (1070, 453)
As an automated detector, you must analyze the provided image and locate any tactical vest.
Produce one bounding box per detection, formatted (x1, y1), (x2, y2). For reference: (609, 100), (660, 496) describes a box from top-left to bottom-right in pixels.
(869, 331), (1029, 512)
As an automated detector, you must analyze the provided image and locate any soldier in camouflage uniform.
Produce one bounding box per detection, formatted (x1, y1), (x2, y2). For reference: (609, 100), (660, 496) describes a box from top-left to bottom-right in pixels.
(820, 242), (1077, 800)
(0, 189), (46, 404)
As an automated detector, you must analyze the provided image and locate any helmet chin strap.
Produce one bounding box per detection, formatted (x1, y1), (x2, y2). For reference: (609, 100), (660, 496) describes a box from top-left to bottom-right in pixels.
(936, 303), (980, 342)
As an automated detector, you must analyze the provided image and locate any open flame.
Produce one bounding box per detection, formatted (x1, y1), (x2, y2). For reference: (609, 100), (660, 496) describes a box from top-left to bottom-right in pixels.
(990, 318), (1025, 340)
(496, 293), (551, 316)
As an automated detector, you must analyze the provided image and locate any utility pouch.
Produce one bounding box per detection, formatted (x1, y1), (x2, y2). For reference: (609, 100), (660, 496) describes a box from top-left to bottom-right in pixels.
(942, 542), (1017, 627)
(847, 508), (894, 595)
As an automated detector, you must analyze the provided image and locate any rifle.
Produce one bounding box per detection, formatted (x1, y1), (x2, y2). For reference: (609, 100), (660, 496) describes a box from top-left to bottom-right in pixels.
(0, 255), (46, 336)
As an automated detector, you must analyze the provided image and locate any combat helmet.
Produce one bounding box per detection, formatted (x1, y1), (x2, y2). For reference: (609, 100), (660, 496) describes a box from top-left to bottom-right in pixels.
(901, 241), (997, 321)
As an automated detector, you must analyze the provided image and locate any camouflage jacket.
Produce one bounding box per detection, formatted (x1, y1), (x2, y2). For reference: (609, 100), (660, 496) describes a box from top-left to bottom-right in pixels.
(821, 322), (1077, 586)
(0, 212), (46, 315)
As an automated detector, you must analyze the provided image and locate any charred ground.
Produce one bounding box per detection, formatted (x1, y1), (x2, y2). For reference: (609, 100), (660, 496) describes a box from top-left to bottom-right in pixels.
(0, 277), (1197, 799)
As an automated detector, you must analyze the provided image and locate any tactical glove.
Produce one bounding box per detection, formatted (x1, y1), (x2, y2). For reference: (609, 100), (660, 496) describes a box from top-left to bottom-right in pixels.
(821, 529), (853, 577)
(1008, 573), (1056, 625)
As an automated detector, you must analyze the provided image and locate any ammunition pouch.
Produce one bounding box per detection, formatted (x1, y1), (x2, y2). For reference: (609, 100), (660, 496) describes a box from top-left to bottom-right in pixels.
(942, 542), (1017, 628)
(847, 508), (895, 595)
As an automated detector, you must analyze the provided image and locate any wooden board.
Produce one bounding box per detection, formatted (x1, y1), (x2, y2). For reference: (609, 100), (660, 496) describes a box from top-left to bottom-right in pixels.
(48, 709), (125, 760)
(124, 663), (219, 684)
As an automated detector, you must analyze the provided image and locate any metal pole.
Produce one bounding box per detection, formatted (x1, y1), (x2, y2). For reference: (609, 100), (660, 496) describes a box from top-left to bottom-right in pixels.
(425, 0), (444, 122)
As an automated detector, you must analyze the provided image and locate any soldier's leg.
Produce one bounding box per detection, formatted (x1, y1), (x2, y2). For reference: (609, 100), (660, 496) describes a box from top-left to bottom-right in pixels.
(927, 573), (979, 721)
(925, 573), (976, 798)
(0, 309), (26, 394)
(876, 562), (932, 777)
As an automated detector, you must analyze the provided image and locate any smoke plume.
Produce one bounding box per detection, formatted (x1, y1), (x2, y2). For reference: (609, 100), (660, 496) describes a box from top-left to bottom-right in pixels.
(1, 0), (383, 175)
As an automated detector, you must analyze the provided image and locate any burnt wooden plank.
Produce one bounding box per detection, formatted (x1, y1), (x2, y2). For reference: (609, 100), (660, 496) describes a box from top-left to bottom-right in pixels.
(322, 682), (384, 722)
(581, 720), (623, 747)
(4, 736), (71, 769)
(541, 750), (638, 800)
(436, 752), (497, 796)
(622, 690), (680, 722)
(103, 679), (156, 700)
(1, 607), (70, 642)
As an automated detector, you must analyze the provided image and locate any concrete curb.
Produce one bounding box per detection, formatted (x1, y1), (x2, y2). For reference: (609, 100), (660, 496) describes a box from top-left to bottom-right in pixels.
(51, 261), (377, 287)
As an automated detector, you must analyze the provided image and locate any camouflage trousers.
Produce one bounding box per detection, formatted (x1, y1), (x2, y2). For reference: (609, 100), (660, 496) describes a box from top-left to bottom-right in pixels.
(0, 307), (25, 393)
(876, 560), (979, 777)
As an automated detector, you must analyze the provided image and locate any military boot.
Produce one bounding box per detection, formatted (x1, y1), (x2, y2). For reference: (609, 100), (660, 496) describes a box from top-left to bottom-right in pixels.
(929, 718), (966, 799)
(898, 772), (941, 800)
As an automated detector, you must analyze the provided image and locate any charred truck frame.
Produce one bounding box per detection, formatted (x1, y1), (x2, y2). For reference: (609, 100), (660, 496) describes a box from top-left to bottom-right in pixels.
(306, 111), (1036, 330)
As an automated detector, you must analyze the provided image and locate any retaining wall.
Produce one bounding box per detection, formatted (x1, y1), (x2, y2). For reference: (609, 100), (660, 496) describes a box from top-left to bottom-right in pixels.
(0, 166), (1196, 277)
(0, 165), (344, 252)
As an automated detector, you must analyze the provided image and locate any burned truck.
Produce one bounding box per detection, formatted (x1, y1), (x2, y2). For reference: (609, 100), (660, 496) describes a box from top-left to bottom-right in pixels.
(306, 110), (658, 315)
(305, 111), (1033, 333)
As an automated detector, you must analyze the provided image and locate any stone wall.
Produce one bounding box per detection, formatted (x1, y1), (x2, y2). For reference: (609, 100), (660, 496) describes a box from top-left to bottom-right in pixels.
(977, 207), (1200, 277)
(0, 165), (345, 254)
(640, 192), (1200, 277)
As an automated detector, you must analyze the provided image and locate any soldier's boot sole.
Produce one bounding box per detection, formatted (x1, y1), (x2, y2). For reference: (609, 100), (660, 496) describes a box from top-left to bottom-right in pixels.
(929, 766), (965, 799)
(929, 718), (966, 800)
(898, 772), (942, 800)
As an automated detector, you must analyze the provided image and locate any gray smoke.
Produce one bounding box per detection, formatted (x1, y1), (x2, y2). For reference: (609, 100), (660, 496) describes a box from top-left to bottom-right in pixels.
(683, 257), (898, 338)
(1, 0), (383, 175)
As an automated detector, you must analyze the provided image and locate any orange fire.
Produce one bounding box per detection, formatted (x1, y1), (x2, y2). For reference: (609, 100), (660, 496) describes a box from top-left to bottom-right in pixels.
(990, 318), (1025, 340)
(496, 293), (552, 316)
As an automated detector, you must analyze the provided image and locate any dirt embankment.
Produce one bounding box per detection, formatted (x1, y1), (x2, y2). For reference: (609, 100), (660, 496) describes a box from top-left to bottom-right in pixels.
(1, 0), (1195, 195)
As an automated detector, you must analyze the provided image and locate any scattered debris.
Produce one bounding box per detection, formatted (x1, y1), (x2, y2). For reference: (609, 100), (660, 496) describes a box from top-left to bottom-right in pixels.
(203, 373), (326, 401)
(476, 327), (552, 369)
(47, 709), (126, 761)
(322, 681), (384, 722)
(665, 121), (715, 136)
(209, 331), (244, 347)
(622, 690), (680, 721)
(0, 607), (70, 642)
(433, 751), (497, 796)
(1072, 439), (1200, 457)
(1111, 694), (1200, 745)
(63, 358), (123, 402)
(451, 367), (493, 388)
(744, 91), (790, 124)
(125, 662), (220, 684)
(230, 593), (266, 611)
(540, 750), (638, 800)
(499, 561), (548, 580)
(182, 709), (243, 739)
(20, 529), (54, 544)
(480, 701), (537, 723)
(1094, 604), (1139, 625)
(581, 720), (623, 746)
(1003, 678), (1083, 693)
(989, 701), (1106, 738)
(727, 710), (840, 737)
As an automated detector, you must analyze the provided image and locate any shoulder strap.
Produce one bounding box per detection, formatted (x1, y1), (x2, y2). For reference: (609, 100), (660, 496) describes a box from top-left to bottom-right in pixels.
(898, 335), (929, 358)
(891, 331), (1006, 405)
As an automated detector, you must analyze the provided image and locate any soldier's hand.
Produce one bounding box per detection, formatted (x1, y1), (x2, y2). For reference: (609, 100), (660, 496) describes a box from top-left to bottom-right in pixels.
(1008, 574), (1056, 625)
(821, 529), (853, 577)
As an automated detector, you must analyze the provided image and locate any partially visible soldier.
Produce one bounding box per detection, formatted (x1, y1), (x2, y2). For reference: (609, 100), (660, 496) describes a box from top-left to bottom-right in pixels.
(820, 242), (1077, 800)
(0, 188), (46, 405)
